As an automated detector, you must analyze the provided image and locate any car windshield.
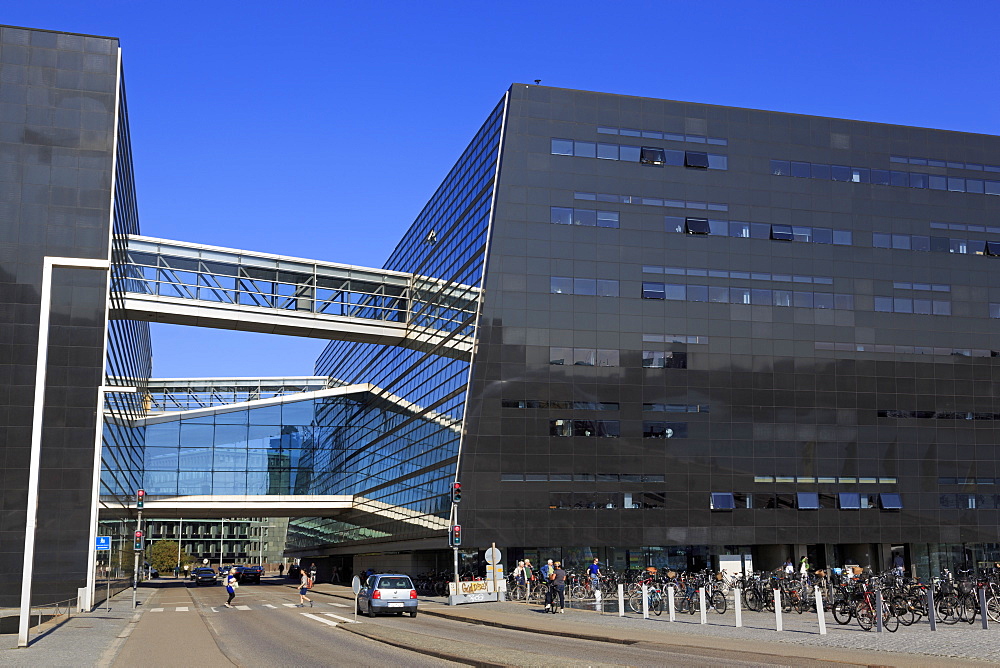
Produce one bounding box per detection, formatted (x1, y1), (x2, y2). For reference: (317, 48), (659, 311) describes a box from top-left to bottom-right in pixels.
(378, 577), (412, 589)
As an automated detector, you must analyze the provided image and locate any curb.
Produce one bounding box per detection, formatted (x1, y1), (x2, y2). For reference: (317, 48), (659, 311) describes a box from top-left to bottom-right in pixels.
(337, 624), (503, 668)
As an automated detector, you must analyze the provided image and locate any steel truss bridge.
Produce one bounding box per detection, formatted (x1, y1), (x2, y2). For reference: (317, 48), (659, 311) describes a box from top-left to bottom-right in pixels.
(111, 236), (479, 357)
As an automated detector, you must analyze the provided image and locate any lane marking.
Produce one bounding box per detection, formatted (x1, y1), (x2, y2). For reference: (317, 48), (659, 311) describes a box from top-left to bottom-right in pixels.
(210, 607), (219, 612)
(282, 603), (299, 608)
(301, 613), (338, 627)
(150, 608), (164, 613)
(328, 602), (349, 608)
(235, 605), (251, 610)
(175, 607), (189, 612)
(323, 612), (359, 623)
(263, 604), (276, 608)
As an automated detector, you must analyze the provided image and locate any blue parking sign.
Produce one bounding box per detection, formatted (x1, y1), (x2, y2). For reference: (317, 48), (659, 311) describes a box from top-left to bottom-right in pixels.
(95, 536), (111, 551)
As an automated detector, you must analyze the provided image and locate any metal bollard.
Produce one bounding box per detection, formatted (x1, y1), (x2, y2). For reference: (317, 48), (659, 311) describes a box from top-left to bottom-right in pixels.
(815, 587), (826, 635)
(618, 583), (625, 617)
(734, 587), (742, 627)
(773, 589), (783, 632)
(980, 587), (989, 630)
(699, 587), (707, 624)
(595, 588), (602, 614)
(876, 589), (883, 633)
(642, 583), (649, 619)
(927, 587), (936, 631)
(668, 585), (676, 621)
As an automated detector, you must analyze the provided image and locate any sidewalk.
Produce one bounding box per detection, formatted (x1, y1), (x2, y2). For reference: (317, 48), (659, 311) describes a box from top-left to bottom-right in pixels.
(0, 588), (147, 667)
(309, 583), (1000, 667)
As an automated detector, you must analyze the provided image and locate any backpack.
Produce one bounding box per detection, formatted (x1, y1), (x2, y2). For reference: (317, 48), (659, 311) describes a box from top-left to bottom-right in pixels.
(306, 577), (314, 589)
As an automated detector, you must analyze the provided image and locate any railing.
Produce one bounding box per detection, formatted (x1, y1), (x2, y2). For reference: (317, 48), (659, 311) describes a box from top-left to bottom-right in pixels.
(112, 236), (479, 336)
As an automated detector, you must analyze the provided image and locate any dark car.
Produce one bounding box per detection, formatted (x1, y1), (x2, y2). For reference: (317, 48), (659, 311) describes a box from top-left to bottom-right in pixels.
(357, 574), (418, 618)
(239, 565), (263, 583)
(192, 567), (218, 586)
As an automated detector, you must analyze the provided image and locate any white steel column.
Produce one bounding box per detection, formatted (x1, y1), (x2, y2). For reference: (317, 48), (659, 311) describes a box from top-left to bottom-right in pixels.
(18, 257), (110, 648)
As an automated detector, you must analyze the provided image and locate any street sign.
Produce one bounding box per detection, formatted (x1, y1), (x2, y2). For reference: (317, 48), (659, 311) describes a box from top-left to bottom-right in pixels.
(95, 536), (111, 551)
(352, 575), (362, 595)
(484, 547), (501, 565)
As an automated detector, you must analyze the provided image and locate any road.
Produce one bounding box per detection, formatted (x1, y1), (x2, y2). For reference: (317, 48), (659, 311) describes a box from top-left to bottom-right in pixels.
(110, 578), (841, 667)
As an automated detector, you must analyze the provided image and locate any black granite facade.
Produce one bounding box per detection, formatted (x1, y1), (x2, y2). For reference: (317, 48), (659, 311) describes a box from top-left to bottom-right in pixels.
(454, 84), (1000, 576)
(0, 25), (143, 607)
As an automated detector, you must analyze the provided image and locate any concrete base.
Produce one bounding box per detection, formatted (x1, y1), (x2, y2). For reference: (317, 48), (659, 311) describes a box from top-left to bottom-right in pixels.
(448, 592), (499, 605)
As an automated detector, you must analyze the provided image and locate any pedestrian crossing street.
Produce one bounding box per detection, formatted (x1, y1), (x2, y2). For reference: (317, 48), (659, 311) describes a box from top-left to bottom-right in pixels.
(148, 601), (353, 614)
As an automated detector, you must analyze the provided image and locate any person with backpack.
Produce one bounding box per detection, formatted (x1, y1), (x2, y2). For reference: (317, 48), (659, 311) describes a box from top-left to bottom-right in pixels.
(298, 568), (313, 607)
(223, 567), (238, 608)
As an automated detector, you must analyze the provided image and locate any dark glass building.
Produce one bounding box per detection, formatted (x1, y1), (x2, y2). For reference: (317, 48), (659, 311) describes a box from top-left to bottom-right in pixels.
(0, 24), (149, 610)
(315, 84), (1000, 578)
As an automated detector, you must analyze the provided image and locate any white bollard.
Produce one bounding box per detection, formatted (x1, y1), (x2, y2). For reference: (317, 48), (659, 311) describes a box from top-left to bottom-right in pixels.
(699, 587), (707, 624)
(642, 583), (649, 619)
(773, 589), (783, 632)
(668, 585), (676, 621)
(595, 588), (602, 613)
(814, 587), (826, 635)
(734, 587), (742, 627)
(618, 583), (625, 617)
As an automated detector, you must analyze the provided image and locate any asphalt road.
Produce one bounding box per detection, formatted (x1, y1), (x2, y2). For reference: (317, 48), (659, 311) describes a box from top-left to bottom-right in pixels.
(115, 579), (837, 667)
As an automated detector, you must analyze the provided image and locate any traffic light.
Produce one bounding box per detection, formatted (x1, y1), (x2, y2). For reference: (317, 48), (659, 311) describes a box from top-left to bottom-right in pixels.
(451, 482), (462, 504)
(136, 489), (145, 509)
(134, 529), (144, 551)
(450, 525), (462, 546)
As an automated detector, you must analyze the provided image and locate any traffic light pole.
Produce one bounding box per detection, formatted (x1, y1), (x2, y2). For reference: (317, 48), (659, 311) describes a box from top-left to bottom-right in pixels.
(132, 509), (142, 610)
(452, 504), (459, 590)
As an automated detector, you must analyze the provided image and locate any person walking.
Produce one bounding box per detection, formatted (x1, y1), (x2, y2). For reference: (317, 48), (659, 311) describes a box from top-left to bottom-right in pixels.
(541, 559), (555, 611)
(278, 563), (284, 577)
(552, 561), (567, 613)
(799, 556), (810, 580)
(223, 567), (238, 608)
(183, 564), (189, 579)
(587, 558), (601, 594)
(298, 568), (313, 607)
(309, 562), (318, 583)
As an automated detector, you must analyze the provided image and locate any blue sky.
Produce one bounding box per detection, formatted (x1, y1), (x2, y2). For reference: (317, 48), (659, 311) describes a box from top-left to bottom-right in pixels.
(7, 1), (999, 377)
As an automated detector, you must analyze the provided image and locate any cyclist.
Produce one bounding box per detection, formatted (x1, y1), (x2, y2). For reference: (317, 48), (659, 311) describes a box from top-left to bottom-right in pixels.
(587, 558), (601, 594)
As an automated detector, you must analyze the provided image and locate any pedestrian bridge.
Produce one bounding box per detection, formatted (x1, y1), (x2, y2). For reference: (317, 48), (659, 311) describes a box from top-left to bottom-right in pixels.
(111, 236), (478, 357)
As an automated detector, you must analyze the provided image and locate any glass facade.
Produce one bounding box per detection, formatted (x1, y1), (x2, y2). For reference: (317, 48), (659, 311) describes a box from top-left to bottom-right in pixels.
(304, 97), (507, 556)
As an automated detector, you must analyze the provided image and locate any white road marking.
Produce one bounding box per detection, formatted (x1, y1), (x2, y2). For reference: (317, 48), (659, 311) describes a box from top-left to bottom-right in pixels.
(210, 607), (219, 612)
(327, 602), (349, 608)
(235, 605), (251, 610)
(150, 608), (164, 613)
(302, 613), (338, 627)
(175, 607), (189, 612)
(323, 612), (359, 623)
(263, 604), (276, 608)
(283, 603), (299, 608)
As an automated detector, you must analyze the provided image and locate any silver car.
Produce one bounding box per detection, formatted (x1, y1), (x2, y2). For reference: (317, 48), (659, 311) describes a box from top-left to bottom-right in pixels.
(357, 574), (418, 617)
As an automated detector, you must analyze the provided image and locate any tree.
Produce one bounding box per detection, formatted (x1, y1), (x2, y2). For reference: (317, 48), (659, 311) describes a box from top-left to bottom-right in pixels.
(146, 540), (195, 573)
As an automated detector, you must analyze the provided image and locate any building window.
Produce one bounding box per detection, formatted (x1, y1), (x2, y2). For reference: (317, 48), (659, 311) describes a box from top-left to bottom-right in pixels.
(684, 217), (711, 235)
(642, 421), (687, 438)
(684, 151), (709, 168)
(640, 147), (666, 166)
(797, 492), (820, 510)
(879, 493), (903, 510)
(838, 492), (862, 509)
(642, 351), (687, 368)
(710, 493), (735, 510)
(770, 225), (794, 241)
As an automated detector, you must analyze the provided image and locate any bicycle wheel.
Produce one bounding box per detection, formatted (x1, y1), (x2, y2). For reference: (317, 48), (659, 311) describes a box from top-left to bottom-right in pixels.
(743, 589), (761, 612)
(832, 600), (853, 625)
(652, 595), (663, 616)
(987, 596), (1000, 623)
(628, 592), (644, 614)
(570, 584), (585, 600)
(711, 591), (727, 614)
(958, 593), (978, 624)
(856, 606), (874, 631)
(882, 606), (899, 632)
(937, 594), (959, 624)
(890, 596), (914, 626)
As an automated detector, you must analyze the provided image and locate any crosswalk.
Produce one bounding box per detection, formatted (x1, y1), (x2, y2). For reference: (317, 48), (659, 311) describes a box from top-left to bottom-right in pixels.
(148, 601), (355, 614)
(300, 612), (361, 627)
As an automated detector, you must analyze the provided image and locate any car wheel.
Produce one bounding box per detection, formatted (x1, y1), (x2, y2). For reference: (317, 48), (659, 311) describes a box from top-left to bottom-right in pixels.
(409, 610), (417, 618)
(367, 604), (376, 618)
